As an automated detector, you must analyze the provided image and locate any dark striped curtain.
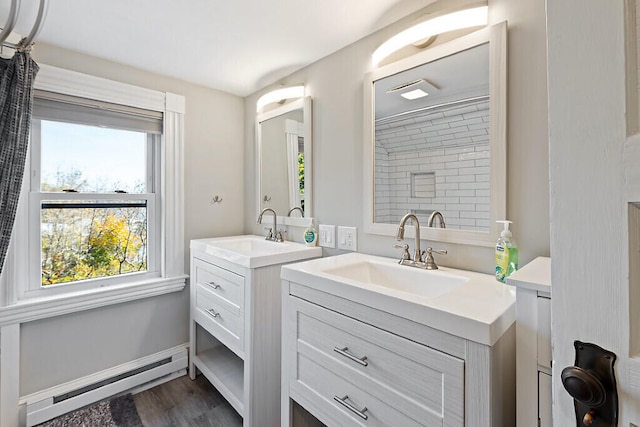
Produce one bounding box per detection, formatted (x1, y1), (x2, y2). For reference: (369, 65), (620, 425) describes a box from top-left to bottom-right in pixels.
(0, 51), (39, 274)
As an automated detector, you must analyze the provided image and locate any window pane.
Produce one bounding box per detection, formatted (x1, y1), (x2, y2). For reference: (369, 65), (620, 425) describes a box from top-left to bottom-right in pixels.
(40, 121), (148, 193)
(41, 201), (148, 286)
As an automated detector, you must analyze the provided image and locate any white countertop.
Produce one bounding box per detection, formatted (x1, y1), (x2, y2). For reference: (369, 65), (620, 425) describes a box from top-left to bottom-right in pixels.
(190, 235), (322, 268)
(506, 256), (551, 294)
(281, 253), (516, 346)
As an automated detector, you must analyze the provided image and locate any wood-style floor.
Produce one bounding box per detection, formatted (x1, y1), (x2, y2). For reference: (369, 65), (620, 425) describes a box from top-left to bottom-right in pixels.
(133, 374), (243, 427)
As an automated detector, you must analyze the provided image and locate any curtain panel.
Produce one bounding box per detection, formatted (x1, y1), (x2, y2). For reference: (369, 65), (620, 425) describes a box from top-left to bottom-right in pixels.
(0, 51), (39, 274)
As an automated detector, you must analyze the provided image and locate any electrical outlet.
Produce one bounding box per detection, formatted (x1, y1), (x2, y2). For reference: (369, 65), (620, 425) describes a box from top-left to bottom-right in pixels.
(318, 224), (336, 248)
(338, 226), (357, 251)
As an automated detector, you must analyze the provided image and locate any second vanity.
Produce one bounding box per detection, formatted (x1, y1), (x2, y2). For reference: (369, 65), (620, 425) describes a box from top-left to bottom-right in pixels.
(189, 235), (321, 427)
(280, 253), (516, 427)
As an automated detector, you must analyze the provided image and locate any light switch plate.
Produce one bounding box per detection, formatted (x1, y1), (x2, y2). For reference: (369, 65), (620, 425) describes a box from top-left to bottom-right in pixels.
(318, 224), (336, 248)
(338, 226), (357, 251)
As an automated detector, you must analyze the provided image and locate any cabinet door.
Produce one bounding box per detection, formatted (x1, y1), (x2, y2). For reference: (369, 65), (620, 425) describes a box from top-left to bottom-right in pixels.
(537, 296), (552, 370)
(538, 372), (552, 427)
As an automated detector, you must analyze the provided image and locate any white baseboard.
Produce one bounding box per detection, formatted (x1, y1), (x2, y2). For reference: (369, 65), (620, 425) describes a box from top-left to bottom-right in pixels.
(20, 344), (188, 427)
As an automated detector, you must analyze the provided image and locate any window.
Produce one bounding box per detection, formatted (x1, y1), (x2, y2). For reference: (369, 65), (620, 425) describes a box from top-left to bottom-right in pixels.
(0, 65), (185, 307)
(26, 92), (163, 296)
(0, 64), (187, 308)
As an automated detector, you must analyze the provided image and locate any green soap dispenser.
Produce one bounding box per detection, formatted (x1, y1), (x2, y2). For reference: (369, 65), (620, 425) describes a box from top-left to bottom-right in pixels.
(303, 223), (317, 247)
(495, 220), (518, 283)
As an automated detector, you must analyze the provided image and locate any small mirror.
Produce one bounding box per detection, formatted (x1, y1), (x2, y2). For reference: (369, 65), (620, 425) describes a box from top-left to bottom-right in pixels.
(256, 96), (312, 224)
(364, 23), (506, 246)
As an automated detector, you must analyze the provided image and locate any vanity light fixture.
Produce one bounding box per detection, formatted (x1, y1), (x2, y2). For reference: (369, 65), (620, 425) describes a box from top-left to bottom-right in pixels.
(372, 5), (488, 67)
(256, 85), (305, 112)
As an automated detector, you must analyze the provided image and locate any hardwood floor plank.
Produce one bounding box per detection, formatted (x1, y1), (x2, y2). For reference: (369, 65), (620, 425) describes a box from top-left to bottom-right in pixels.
(133, 374), (242, 427)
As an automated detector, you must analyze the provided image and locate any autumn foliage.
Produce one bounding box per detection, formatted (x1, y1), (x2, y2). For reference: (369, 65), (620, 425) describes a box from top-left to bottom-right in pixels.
(40, 170), (147, 286)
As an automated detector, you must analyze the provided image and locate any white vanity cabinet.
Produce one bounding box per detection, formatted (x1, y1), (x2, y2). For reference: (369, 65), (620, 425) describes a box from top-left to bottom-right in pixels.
(281, 254), (517, 427)
(189, 236), (321, 427)
(507, 257), (552, 427)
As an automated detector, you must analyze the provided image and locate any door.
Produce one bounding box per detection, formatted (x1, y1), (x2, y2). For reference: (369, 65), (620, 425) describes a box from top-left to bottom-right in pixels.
(547, 0), (640, 424)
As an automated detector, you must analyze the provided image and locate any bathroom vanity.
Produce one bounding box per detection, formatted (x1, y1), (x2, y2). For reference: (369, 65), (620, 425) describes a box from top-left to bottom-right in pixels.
(507, 257), (552, 427)
(280, 253), (516, 427)
(189, 235), (321, 427)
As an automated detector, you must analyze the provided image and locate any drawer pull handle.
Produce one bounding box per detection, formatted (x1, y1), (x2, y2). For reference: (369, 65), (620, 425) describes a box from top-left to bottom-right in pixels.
(206, 281), (220, 290)
(334, 346), (368, 367)
(207, 309), (220, 318)
(333, 395), (368, 420)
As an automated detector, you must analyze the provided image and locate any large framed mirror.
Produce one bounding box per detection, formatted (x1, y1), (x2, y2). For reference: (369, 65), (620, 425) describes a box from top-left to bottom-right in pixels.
(256, 96), (312, 226)
(364, 22), (506, 247)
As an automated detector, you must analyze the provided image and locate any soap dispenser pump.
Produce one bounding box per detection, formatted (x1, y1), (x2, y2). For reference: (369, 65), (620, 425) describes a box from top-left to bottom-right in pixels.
(495, 220), (518, 283)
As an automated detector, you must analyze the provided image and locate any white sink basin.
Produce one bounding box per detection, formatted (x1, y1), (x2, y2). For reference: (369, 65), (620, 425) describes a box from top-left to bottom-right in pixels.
(281, 253), (515, 345)
(323, 260), (468, 299)
(190, 235), (322, 268)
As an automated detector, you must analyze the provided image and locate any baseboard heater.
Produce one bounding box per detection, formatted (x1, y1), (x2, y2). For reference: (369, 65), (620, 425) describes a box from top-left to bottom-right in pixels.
(23, 345), (188, 427)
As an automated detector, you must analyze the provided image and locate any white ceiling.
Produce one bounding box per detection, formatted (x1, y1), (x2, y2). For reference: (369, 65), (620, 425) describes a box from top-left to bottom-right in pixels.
(0, 0), (435, 97)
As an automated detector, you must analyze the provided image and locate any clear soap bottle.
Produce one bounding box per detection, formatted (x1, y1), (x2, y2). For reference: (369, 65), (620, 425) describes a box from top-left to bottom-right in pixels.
(495, 220), (518, 283)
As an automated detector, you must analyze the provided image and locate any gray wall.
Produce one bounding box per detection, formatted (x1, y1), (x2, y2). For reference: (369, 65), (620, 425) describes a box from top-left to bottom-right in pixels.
(244, 0), (550, 273)
(18, 44), (245, 393)
(20, 293), (188, 395)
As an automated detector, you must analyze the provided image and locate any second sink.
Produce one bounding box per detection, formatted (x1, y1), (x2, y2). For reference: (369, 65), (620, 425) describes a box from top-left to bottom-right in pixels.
(323, 259), (467, 299)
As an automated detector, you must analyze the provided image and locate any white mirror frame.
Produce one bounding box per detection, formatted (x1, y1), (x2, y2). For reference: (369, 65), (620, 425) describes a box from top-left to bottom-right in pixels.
(256, 96), (313, 227)
(363, 22), (506, 247)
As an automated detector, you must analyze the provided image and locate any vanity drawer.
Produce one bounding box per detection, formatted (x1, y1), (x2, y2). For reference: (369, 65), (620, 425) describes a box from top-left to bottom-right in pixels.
(291, 298), (464, 426)
(195, 284), (244, 356)
(294, 352), (432, 427)
(193, 258), (244, 309)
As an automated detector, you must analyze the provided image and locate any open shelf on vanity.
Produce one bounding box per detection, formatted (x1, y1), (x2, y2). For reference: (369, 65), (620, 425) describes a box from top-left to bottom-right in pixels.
(193, 324), (245, 416)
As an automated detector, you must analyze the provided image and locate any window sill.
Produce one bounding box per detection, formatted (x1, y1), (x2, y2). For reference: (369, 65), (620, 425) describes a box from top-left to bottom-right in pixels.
(0, 275), (188, 327)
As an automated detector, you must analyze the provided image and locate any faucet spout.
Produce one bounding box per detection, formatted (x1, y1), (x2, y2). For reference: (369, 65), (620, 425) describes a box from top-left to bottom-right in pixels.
(257, 208), (278, 241)
(427, 211), (446, 228)
(287, 206), (304, 217)
(397, 213), (421, 264)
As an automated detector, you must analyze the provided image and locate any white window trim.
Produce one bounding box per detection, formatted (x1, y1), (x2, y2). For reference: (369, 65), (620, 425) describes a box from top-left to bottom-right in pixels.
(0, 64), (186, 321)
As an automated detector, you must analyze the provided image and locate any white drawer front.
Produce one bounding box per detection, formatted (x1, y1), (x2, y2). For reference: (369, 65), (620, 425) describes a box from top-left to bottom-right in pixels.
(193, 258), (244, 310)
(296, 353), (430, 427)
(292, 299), (464, 426)
(195, 285), (244, 356)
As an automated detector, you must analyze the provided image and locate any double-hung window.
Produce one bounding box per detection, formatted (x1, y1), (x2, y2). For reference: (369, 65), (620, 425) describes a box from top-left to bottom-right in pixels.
(26, 92), (163, 297)
(1, 65), (185, 307)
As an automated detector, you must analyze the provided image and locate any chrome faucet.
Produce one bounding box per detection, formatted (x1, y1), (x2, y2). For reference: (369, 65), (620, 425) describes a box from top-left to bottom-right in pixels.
(428, 211), (446, 228)
(396, 213), (423, 265)
(395, 211), (448, 269)
(426, 210), (447, 269)
(287, 206), (304, 217)
(257, 208), (283, 242)
(424, 247), (447, 270)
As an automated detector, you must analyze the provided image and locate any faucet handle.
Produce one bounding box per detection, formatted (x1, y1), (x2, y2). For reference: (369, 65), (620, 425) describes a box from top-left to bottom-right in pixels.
(275, 229), (287, 242)
(425, 247), (447, 270)
(264, 227), (274, 241)
(392, 243), (411, 264)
